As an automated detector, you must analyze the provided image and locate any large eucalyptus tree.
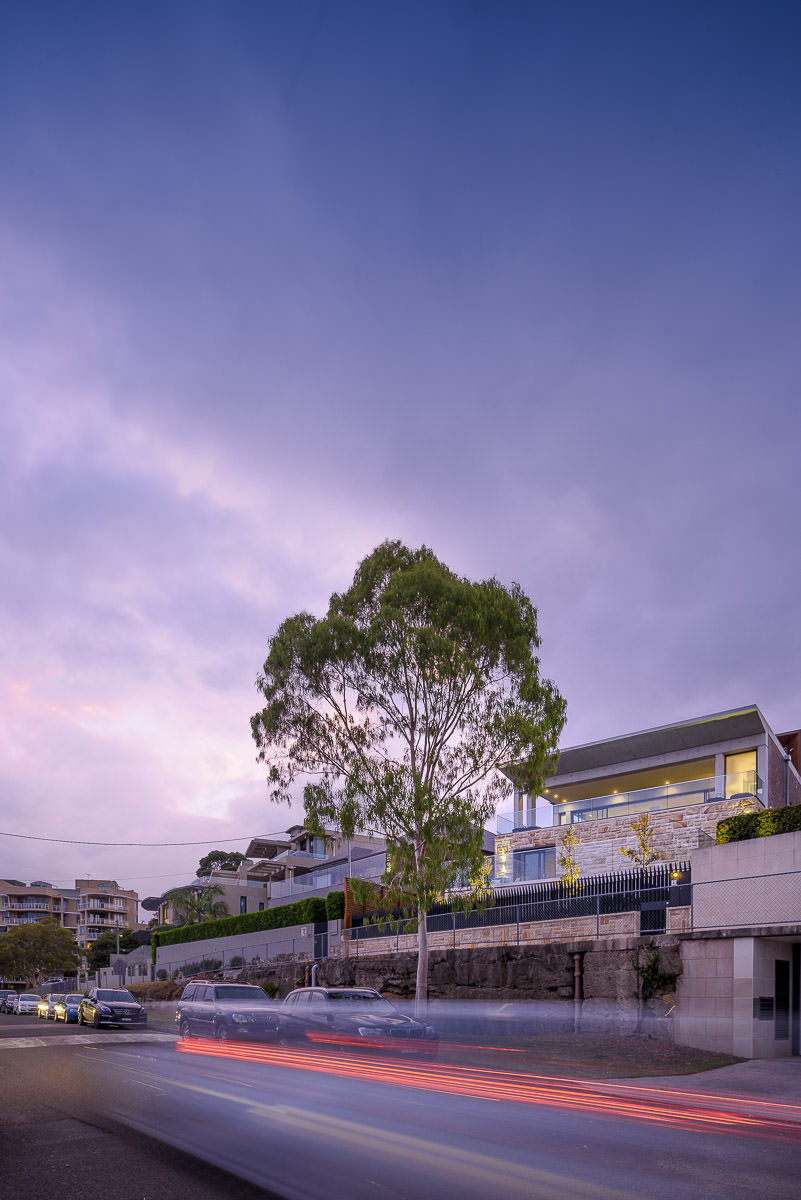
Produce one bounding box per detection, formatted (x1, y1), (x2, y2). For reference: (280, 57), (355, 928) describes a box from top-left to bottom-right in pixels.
(251, 540), (565, 1006)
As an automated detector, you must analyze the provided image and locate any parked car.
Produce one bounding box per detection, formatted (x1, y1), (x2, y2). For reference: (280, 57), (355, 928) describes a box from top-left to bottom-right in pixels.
(3, 993), (21, 1014)
(53, 993), (84, 1023)
(0, 990), (17, 1013)
(38, 993), (66, 1020)
(176, 980), (279, 1043)
(276, 988), (439, 1057)
(16, 993), (43, 1016)
(78, 988), (147, 1029)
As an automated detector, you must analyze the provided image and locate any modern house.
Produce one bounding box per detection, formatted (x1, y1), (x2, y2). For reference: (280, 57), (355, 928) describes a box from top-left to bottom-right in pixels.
(245, 825), (386, 907)
(495, 704), (801, 883)
(143, 825), (387, 922)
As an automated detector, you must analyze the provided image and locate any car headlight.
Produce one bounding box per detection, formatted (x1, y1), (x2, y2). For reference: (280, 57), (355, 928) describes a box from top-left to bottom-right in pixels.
(231, 1013), (251, 1024)
(357, 1026), (384, 1037)
(98, 1005), (111, 1014)
(424, 1025), (436, 1037)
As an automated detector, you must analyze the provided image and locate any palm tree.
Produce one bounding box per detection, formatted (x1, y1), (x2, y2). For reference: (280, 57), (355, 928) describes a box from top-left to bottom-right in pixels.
(163, 884), (229, 926)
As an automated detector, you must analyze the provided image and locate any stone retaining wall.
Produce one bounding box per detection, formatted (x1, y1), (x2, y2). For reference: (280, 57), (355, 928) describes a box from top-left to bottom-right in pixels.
(241, 936), (682, 1040)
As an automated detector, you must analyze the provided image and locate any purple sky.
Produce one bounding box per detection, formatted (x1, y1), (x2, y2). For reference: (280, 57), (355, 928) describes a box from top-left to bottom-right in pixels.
(1, 2), (800, 907)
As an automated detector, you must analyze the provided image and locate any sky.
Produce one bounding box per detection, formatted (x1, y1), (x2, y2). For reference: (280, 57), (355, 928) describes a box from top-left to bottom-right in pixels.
(1, 1), (800, 909)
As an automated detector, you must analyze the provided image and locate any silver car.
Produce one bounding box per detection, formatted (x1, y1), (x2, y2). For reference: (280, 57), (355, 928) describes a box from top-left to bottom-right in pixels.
(16, 993), (42, 1015)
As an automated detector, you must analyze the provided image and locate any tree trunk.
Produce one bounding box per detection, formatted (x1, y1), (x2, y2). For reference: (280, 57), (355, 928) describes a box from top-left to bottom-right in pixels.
(415, 904), (428, 1016)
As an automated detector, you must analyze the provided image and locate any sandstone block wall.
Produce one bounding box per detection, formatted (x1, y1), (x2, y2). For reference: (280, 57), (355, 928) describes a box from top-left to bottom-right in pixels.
(499, 799), (732, 875)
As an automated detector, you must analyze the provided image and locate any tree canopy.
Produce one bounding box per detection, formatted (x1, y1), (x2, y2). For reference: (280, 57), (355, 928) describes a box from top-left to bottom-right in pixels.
(251, 539), (566, 1004)
(196, 849), (248, 877)
(85, 927), (140, 970)
(0, 919), (81, 987)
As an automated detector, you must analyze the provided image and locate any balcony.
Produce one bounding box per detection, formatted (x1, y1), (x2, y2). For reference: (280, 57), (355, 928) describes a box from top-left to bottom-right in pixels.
(497, 771), (764, 834)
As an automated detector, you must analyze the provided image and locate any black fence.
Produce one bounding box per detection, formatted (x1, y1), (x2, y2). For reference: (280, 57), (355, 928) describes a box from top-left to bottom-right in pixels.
(351, 862), (691, 941)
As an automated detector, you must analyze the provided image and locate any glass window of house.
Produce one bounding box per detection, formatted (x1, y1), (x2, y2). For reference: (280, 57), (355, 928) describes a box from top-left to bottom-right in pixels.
(724, 750), (757, 797)
(512, 848), (556, 882)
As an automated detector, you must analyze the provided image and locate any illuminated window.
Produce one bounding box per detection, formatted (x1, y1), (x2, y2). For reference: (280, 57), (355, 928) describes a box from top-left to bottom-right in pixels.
(724, 750), (757, 798)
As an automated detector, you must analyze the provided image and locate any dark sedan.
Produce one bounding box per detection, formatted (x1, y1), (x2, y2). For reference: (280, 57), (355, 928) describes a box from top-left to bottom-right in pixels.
(175, 979), (280, 1043)
(78, 988), (147, 1028)
(277, 987), (439, 1057)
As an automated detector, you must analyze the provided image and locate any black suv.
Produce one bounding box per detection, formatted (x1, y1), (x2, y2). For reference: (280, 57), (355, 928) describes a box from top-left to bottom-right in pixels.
(277, 987), (439, 1057)
(175, 980), (279, 1043)
(78, 988), (148, 1029)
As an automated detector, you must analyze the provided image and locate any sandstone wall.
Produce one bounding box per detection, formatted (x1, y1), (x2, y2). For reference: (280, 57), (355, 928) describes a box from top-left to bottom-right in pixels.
(499, 799), (732, 874)
(241, 936), (681, 1040)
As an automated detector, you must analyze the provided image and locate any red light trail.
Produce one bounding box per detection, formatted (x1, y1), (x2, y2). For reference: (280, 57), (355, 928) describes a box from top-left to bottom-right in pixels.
(175, 1038), (801, 1143)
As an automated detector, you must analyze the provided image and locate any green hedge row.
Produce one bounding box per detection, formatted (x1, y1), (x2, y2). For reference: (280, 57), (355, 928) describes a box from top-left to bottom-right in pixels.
(152, 896), (327, 962)
(716, 804), (801, 844)
(325, 891), (345, 920)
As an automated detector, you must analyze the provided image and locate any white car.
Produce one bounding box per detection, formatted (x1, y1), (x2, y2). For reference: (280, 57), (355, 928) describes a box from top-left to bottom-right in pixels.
(16, 993), (42, 1015)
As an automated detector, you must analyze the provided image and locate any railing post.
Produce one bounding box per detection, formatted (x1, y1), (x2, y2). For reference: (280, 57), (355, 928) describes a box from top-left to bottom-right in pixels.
(453, 911), (456, 949)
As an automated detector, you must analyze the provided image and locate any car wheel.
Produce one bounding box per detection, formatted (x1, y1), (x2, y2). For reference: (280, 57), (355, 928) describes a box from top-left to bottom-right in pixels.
(92, 1011), (100, 1029)
(77, 1009), (83, 1025)
(179, 1020), (191, 1040)
(216, 1024), (229, 1043)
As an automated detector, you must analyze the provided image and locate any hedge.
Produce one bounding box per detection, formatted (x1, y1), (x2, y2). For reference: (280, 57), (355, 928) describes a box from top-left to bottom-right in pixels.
(325, 891), (345, 920)
(152, 896), (327, 962)
(716, 803), (801, 844)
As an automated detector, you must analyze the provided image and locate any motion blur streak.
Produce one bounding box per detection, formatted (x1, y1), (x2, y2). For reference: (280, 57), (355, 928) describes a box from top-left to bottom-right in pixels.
(175, 1039), (801, 1142)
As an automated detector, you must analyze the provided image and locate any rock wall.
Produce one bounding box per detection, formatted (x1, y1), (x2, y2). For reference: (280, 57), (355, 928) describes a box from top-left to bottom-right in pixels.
(242, 935), (681, 1040)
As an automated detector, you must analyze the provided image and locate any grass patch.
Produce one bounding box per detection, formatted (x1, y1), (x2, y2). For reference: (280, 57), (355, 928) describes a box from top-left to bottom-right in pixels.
(439, 1032), (743, 1078)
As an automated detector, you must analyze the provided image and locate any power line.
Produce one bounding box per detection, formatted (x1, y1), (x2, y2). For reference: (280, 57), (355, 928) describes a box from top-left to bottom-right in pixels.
(0, 831), (256, 848)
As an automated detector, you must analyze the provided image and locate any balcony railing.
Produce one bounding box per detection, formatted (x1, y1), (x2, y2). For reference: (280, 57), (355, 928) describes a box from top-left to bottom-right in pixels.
(497, 771), (764, 834)
(270, 851), (387, 900)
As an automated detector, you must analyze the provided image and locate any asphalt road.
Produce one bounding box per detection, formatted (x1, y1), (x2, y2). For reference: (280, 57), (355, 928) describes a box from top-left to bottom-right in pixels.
(2, 1012), (800, 1200)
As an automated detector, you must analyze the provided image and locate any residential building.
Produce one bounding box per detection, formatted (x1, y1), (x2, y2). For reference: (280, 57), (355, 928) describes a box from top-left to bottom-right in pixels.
(247, 825), (386, 907)
(0, 878), (140, 950)
(495, 704), (801, 883)
(143, 825), (387, 922)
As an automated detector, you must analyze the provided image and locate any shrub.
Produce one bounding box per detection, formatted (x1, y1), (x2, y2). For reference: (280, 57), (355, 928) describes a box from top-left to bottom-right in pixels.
(151, 896), (327, 961)
(325, 891), (345, 920)
(716, 803), (801, 844)
(228, 955), (244, 968)
(156, 969), (168, 981)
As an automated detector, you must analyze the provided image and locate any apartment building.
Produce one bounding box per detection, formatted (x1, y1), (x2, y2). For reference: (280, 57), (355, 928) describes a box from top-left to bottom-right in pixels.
(0, 878), (139, 949)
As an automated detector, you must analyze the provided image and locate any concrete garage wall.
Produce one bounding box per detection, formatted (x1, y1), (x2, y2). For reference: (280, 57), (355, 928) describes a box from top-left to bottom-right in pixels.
(691, 831), (801, 929)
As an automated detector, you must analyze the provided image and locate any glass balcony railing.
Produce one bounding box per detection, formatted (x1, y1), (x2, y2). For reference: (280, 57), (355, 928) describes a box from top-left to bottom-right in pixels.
(270, 852), (387, 900)
(497, 771), (764, 834)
